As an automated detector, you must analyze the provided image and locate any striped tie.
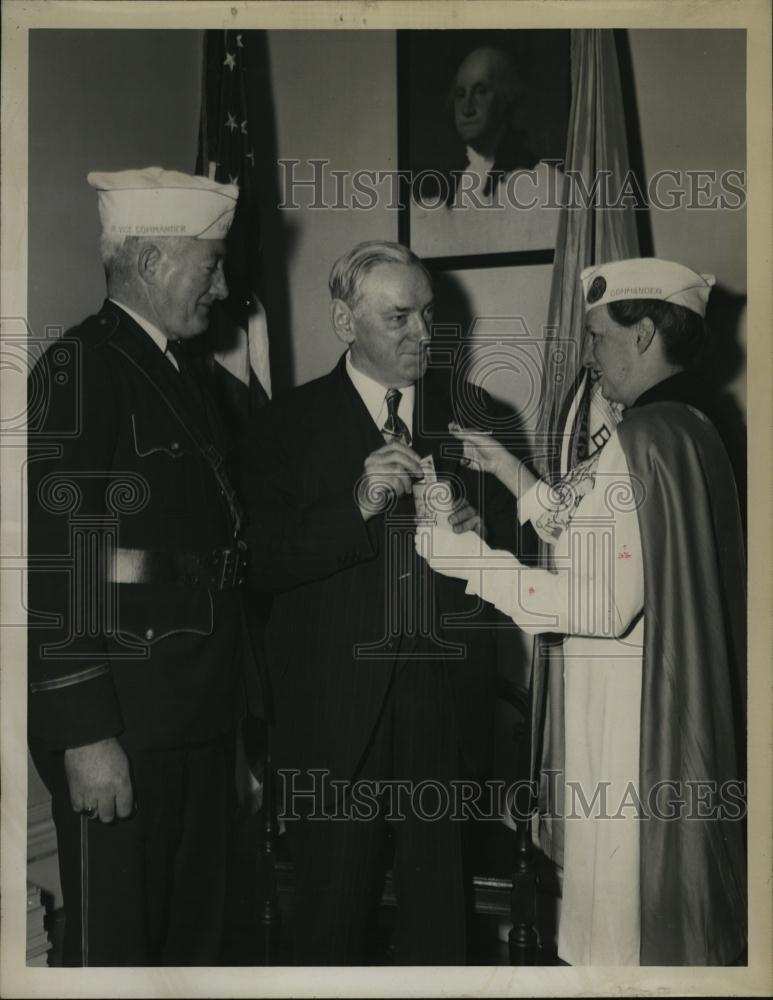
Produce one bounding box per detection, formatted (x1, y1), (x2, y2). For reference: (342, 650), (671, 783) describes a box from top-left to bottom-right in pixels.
(382, 388), (412, 446)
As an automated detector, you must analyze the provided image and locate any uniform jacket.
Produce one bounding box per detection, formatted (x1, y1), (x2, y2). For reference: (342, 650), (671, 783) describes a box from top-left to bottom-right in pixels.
(27, 301), (261, 751)
(238, 354), (519, 784)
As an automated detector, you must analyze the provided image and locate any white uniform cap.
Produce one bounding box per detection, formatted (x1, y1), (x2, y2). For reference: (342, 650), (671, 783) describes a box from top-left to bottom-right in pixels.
(87, 166), (239, 239)
(580, 257), (715, 317)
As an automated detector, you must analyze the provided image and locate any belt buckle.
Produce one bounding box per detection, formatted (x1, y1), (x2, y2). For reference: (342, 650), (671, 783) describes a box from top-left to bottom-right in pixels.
(217, 548), (234, 590)
(216, 540), (248, 590)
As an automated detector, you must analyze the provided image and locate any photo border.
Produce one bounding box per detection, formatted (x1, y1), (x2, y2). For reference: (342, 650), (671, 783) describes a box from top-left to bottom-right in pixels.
(2, 2), (771, 998)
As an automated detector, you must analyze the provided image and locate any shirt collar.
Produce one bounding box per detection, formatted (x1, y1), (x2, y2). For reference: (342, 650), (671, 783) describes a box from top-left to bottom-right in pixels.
(109, 298), (170, 356)
(345, 351), (415, 433)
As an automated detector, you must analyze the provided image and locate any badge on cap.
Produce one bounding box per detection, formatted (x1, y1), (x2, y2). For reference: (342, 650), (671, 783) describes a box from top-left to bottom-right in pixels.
(586, 276), (607, 305)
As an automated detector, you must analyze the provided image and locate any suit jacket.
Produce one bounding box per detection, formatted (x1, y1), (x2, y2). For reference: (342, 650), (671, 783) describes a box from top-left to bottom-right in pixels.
(238, 354), (518, 783)
(27, 301), (261, 751)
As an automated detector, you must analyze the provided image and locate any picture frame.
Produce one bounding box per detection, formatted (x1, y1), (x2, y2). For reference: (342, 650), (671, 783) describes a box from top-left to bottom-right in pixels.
(397, 29), (571, 270)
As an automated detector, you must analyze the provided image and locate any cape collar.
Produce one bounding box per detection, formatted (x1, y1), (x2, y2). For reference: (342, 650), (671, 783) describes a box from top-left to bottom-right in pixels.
(631, 370), (707, 413)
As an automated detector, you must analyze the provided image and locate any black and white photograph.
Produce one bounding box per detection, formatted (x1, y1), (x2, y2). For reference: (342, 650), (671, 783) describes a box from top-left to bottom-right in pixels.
(1, 2), (771, 998)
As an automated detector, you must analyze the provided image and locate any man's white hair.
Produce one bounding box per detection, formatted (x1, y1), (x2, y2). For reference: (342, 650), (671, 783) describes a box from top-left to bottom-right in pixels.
(329, 240), (430, 309)
(100, 233), (135, 272)
(99, 234), (189, 287)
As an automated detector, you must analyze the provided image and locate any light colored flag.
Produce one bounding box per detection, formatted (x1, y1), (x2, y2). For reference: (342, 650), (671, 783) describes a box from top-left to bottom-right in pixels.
(527, 29), (641, 872)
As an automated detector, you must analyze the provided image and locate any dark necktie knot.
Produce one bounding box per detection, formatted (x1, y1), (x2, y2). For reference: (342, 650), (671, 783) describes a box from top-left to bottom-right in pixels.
(166, 339), (190, 372)
(165, 339), (212, 427)
(382, 388), (411, 446)
(386, 387), (401, 417)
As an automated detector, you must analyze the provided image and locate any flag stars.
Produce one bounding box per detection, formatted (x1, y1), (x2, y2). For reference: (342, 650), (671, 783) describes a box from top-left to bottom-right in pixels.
(240, 120), (248, 135)
(226, 112), (238, 132)
(229, 174), (239, 185)
(224, 52), (236, 71)
(236, 33), (244, 47)
(246, 150), (255, 166)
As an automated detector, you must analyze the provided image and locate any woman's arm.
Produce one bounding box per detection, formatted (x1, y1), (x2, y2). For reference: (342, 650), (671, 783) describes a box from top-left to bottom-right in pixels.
(449, 422), (538, 499)
(419, 432), (644, 639)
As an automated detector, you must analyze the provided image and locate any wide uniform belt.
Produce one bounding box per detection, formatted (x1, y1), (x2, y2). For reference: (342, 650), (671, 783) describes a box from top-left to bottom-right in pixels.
(108, 543), (248, 591)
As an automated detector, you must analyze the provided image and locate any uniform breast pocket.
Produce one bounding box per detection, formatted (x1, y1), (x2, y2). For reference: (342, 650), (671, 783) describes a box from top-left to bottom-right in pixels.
(129, 411), (199, 517)
(131, 411), (194, 460)
(112, 583), (215, 649)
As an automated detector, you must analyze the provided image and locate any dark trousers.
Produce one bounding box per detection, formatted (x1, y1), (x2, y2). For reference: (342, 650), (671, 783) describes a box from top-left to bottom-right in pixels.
(283, 661), (470, 965)
(31, 738), (233, 966)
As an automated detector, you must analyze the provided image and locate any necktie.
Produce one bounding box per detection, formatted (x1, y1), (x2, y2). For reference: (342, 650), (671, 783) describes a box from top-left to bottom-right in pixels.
(166, 340), (209, 404)
(382, 388), (412, 446)
(166, 338), (189, 374)
(166, 339), (218, 440)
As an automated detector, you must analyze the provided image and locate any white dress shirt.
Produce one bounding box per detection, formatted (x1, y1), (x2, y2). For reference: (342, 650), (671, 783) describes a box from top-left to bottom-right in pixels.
(345, 352), (414, 438)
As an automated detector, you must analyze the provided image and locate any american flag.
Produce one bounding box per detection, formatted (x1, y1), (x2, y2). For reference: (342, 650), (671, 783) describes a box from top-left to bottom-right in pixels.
(196, 28), (271, 425)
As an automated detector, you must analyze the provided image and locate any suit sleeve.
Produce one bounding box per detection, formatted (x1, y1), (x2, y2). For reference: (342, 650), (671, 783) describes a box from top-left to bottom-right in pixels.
(27, 337), (124, 749)
(238, 408), (378, 592)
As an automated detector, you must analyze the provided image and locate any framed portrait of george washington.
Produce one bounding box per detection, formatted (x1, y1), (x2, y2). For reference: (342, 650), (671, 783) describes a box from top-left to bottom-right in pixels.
(398, 29), (571, 269)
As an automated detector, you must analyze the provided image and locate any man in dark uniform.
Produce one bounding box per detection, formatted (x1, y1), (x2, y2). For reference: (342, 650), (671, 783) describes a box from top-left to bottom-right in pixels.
(238, 241), (517, 964)
(27, 167), (262, 965)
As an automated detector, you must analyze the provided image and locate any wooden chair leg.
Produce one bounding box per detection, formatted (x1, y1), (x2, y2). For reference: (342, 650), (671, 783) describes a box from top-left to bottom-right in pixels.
(508, 818), (539, 964)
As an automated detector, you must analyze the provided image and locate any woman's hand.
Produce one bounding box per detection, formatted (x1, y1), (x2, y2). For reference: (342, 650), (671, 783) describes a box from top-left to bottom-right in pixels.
(449, 422), (509, 476)
(450, 422), (537, 500)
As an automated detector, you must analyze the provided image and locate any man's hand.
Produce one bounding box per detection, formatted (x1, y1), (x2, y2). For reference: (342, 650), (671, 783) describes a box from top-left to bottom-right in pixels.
(64, 736), (134, 823)
(448, 499), (485, 538)
(357, 441), (424, 522)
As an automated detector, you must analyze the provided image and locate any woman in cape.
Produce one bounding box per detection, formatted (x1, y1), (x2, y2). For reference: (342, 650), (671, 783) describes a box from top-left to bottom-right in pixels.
(417, 257), (747, 966)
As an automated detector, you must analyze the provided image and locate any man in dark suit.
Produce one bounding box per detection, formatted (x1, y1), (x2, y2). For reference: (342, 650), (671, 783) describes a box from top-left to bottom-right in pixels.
(27, 167), (263, 965)
(238, 240), (517, 965)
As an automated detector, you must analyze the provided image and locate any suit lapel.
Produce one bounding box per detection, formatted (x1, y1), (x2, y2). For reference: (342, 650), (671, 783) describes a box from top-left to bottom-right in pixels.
(322, 358), (468, 664)
(412, 371), (461, 481)
(322, 354), (385, 489)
